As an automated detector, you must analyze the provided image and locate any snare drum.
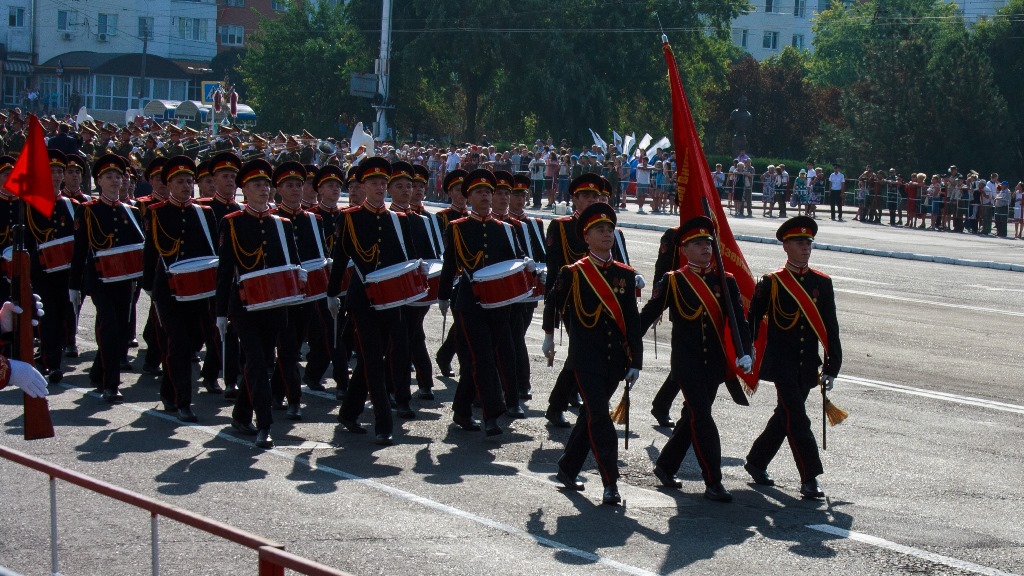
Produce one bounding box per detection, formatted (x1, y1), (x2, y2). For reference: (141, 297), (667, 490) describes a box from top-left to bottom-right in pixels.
(409, 259), (443, 307)
(523, 263), (547, 303)
(364, 260), (428, 310)
(238, 265), (304, 311)
(167, 257), (218, 301)
(38, 236), (75, 273)
(472, 260), (533, 308)
(338, 260), (355, 296)
(95, 243), (144, 282)
(301, 258), (330, 302)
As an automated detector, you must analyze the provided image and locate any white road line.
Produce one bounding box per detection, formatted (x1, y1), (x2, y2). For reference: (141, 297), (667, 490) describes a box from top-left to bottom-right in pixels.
(807, 263), (862, 271)
(965, 284), (1024, 293)
(807, 524), (1020, 576)
(829, 275), (890, 286)
(57, 384), (664, 576)
(835, 288), (1024, 318)
(839, 375), (1024, 415)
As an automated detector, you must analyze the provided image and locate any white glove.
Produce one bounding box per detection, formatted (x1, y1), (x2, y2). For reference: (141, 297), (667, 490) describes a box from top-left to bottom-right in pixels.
(736, 355), (753, 374)
(327, 296), (341, 318)
(9, 359), (48, 398)
(538, 269), (547, 285)
(216, 316), (228, 336)
(523, 257), (536, 273)
(541, 333), (554, 357)
(69, 290), (82, 309)
(821, 374), (835, 392)
(624, 368), (641, 388)
(635, 274), (646, 289)
(0, 300), (42, 331)
(297, 268), (308, 284)
(418, 259), (431, 274)
(438, 300), (450, 315)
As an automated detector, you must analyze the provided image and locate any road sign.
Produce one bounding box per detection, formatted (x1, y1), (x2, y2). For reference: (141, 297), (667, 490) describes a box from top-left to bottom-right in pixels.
(350, 73), (377, 99)
(201, 81), (221, 104)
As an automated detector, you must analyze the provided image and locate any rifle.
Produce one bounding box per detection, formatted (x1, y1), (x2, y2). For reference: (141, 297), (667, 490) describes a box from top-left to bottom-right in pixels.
(13, 201), (54, 439)
(700, 196), (749, 407)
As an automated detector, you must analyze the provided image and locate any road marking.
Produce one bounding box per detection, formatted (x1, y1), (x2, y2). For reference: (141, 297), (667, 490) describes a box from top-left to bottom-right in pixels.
(57, 384), (664, 576)
(839, 375), (1024, 415)
(829, 275), (890, 286)
(807, 263), (861, 271)
(965, 284), (1024, 293)
(835, 288), (1024, 317)
(807, 524), (1020, 576)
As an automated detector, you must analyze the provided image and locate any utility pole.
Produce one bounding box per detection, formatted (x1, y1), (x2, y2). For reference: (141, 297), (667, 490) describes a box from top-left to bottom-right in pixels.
(373, 0), (392, 142)
(138, 20), (149, 110)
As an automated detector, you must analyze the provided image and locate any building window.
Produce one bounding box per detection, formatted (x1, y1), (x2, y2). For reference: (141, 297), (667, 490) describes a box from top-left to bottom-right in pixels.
(98, 13), (118, 36)
(178, 18), (208, 41)
(763, 31), (779, 50)
(218, 25), (244, 46)
(795, 0), (806, 17)
(3, 74), (26, 106)
(8, 7), (25, 28)
(138, 17), (154, 39)
(58, 10), (77, 31)
(272, 0), (288, 11)
(792, 34), (805, 48)
(733, 28), (748, 48)
(222, 0), (245, 6)
(765, 0), (775, 12)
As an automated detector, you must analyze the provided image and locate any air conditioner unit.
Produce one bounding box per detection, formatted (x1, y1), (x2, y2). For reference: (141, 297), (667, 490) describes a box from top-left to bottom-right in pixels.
(97, 33), (108, 42)
(61, 32), (73, 41)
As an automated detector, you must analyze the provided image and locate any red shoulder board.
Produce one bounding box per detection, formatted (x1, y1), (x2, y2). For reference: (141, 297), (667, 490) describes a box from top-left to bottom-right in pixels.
(612, 261), (636, 273)
(150, 201), (167, 210)
(223, 210), (244, 220)
(341, 205), (360, 213)
(810, 268), (830, 280)
(82, 199), (100, 207)
(450, 216), (469, 225)
(555, 216), (573, 223)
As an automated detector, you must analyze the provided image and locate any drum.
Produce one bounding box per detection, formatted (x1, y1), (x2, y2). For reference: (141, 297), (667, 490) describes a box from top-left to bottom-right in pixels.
(38, 236), (75, 273)
(364, 260), (428, 310)
(409, 259), (443, 307)
(523, 263), (547, 303)
(338, 260), (355, 296)
(95, 243), (144, 282)
(167, 257), (218, 301)
(1, 246), (10, 278)
(301, 258), (330, 302)
(239, 265), (304, 311)
(472, 260), (532, 308)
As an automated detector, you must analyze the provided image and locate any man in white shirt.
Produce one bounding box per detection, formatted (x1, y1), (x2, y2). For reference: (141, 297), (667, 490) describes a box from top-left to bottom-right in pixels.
(828, 165), (846, 221)
(980, 173), (998, 235)
(445, 146), (461, 172)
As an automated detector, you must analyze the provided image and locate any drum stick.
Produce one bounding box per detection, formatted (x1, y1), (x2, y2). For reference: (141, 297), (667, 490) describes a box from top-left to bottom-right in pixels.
(220, 322), (227, 380)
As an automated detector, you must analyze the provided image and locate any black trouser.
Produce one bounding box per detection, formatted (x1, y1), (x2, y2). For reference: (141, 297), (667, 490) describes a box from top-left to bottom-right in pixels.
(531, 180), (543, 208)
(271, 302), (309, 406)
(436, 322), (458, 367)
(547, 367), (576, 413)
(512, 303), (535, 397)
(35, 269), (69, 373)
(995, 205), (1009, 237)
(746, 375), (824, 483)
(156, 298), (208, 409)
(89, 280), (134, 391)
(655, 375), (724, 485)
(651, 371), (679, 416)
(829, 190), (843, 219)
(451, 307), (511, 421)
(126, 282), (141, 358)
(340, 307), (408, 435)
(204, 299), (241, 386)
(402, 304), (433, 390)
(980, 204), (993, 234)
(559, 369), (620, 486)
(773, 192), (787, 217)
(304, 299), (350, 391)
(198, 301), (220, 383)
(231, 308), (287, 431)
(142, 304), (163, 369)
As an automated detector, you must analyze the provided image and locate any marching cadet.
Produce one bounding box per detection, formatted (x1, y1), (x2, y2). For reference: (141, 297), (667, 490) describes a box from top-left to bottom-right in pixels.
(141, 156), (220, 422)
(507, 173), (546, 400)
(432, 168), (468, 378)
(70, 154), (146, 402)
(744, 216), (842, 499)
(640, 216), (753, 502)
(542, 202), (642, 505)
(215, 158), (303, 449)
(0, 156), (17, 303)
(196, 160), (215, 199)
(437, 168), (527, 437)
(136, 157), (170, 376)
(331, 157), (418, 446)
(649, 224), (682, 428)
(491, 170), (529, 416)
(410, 164), (444, 257)
(61, 155), (90, 202)
(300, 163), (319, 209)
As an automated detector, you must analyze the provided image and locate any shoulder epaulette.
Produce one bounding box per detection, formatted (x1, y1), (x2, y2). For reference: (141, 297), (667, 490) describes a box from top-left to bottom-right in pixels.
(223, 211), (244, 220)
(810, 268), (831, 280)
(612, 261), (635, 273)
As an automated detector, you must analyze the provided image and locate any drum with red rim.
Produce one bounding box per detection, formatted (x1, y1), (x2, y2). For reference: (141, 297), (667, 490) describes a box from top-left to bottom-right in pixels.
(301, 258), (330, 302)
(338, 260), (355, 296)
(238, 265), (304, 311)
(364, 260), (428, 310)
(409, 259), (443, 307)
(38, 236), (75, 273)
(167, 256), (218, 301)
(523, 263), (547, 303)
(472, 259), (532, 308)
(95, 243), (144, 282)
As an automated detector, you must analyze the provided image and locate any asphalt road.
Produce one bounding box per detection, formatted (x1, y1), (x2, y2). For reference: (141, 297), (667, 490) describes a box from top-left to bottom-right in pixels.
(1, 219), (1022, 576)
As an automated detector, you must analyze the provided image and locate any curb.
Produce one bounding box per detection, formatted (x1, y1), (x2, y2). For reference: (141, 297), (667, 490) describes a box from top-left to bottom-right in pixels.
(421, 201), (1024, 273)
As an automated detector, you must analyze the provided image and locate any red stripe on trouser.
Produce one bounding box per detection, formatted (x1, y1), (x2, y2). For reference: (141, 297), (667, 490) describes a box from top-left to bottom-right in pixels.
(687, 403), (714, 484)
(779, 388), (810, 480)
(574, 370), (614, 485)
(456, 313), (486, 419)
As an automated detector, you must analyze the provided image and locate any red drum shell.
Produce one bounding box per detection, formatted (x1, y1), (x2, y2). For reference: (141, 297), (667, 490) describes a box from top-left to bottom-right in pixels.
(238, 265), (304, 311)
(472, 260), (533, 309)
(167, 257), (218, 301)
(95, 243), (144, 282)
(409, 259), (443, 307)
(301, 259), (330, 302)
(39, 236), (75, 273)
(364, 261), (428, 310)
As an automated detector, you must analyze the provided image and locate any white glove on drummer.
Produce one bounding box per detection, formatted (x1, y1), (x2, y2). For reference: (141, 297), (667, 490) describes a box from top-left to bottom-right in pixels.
(297, 268), (308, 284)
(216, 316), (228, 336)
(523, 257), (537, 273)
(821, 374), (835, 391)
(9, 359), (48, 398)
(541, 333), (554, 357)
(327, 297), (341, 318)
(0, 299), (43, 332)
(736, 355), (753, 374)
(624, 368), (641, 388)
(418, 259), (431, 275)
(438, 300), (450, 315)
(538, 269), (547, 285)
(635, 274), (646, 289)
(69, 290), (82, 309)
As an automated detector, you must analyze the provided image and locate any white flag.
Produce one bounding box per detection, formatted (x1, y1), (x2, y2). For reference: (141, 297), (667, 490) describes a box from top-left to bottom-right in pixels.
(637, 133), (653, 152)
(588, 129), (608, 152)
(612, 131), (623, 152)
(645, 137), (671, 161)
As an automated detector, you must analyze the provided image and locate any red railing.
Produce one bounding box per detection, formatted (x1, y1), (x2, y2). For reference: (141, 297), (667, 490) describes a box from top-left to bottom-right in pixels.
(0, 446), (354, 576)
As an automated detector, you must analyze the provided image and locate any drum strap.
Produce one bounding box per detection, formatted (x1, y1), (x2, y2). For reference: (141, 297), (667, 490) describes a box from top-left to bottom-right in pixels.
(194, 205), (215, 253)
(274, 216), (292, 265)
(122, 204), (144, 241)
(501, 221), (517, 256)
(62, 197), (76, 218)
(308, 213), (325, 260)
(419, 213), (437, 259)
(527, 218), (545, 259)
(518, 222), (534, 260)
(389, 211), (408, 260)
(614, 229), (629, 266)
(428, 212), (444, 255)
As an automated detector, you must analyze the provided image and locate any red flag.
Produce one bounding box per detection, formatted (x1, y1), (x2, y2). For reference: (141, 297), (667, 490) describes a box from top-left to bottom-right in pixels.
(3, 114), (56, 217)
(663, 38), (765, 393)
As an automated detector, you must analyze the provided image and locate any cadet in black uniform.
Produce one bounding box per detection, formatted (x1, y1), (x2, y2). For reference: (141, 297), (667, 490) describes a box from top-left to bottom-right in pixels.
(0, 156), (18, 305)
(136, 157), (170, 375)
(744, 216), (842, 499)
(70, 154), (146, 402)
(215, 159), (303, 449)
(542, 203), (642, 505)
(141, 156), (221, 422)
(508, 173), (547, 401)
(433, 168), (468, 378)
(437, 168), (527, 436)
(649, 225), (682, 427)
(640, 216), (753, 502)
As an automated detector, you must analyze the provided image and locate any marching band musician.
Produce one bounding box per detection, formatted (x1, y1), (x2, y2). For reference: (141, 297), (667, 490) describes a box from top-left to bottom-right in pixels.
(437, 168), (528, 437)
(141, 156), (221, 422)
(331, 157), (419, 446)
(410, 164), (444, 258)
(215, 158), (303, 449)
(70, 154), (146, 403)
(506, 173), (547, 401)
(649, 223), (683, 428)
(136, 156), (170, 376)
(491, 170), (529, 417)
(640, 216), (753, 502)
(300, 164), (319, 209)
(196, 160), (216, 199)
(432, 168), (468, 379)
(744, 216), (842, 499)
(0, 156), (18, 305)
(542, 202), (642, 505)
(61, 155), (90, 203)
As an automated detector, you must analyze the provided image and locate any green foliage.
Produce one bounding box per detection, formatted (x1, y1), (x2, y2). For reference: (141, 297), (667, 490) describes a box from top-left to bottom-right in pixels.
(975, 0), (1024, 177)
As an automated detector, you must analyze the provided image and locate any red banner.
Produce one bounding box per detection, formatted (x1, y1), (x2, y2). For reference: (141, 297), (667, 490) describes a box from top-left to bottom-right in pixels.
(3, 115), (56, 217)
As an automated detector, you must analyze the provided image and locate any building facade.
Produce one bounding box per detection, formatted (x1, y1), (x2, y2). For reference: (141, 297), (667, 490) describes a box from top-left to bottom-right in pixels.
(216, 0), (287, 53)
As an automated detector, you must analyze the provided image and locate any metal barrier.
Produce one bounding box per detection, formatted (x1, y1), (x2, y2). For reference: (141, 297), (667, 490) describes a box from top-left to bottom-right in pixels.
(0, 446), (354, 576)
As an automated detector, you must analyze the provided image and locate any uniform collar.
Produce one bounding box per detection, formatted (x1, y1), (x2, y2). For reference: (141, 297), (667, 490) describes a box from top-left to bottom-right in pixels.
(686, 262), (714, 276)
(493, 210), (510, 221)
(99, 194), (121, 207)
(245, 205), (273, 218)
(509, 210), (527, 220)
(449, 203), (467, 214)
(588, 251), (613, 268)
(213, 192), (234, 205)
(168, 197), (193, 208)
(389, 202), (410, 213)
(362, 200), (387, 214)
(572, 210), (582, 219)
(316, 202), (337, 213)
(277, 203), (301, 216)
(785, 261), (809, 276)
(469, 209), (493, 222)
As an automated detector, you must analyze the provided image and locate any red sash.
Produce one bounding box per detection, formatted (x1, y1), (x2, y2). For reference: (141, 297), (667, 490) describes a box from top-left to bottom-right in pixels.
(773, 267), (830, 357)
(677, 267), (727, 356)
(575, 257), (627, 338)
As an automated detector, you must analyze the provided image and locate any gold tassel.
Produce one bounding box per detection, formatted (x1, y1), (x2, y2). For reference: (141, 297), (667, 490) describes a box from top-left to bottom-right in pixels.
(824, 397), (848, 426)
(610, 388), (629, 425)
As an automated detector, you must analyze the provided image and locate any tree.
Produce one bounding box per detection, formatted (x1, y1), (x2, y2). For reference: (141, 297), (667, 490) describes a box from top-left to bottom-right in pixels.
(239, 1), (373, 136)
(975, 0), (1024, 178)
